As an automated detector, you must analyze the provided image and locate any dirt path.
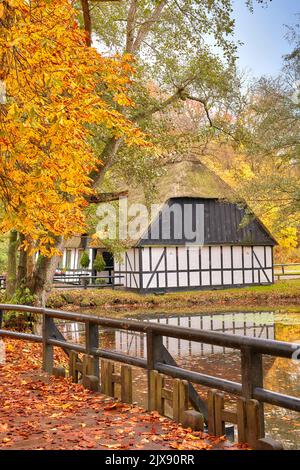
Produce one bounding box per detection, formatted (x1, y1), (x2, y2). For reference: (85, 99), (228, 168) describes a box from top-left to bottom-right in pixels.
(0, 339), (246, 450)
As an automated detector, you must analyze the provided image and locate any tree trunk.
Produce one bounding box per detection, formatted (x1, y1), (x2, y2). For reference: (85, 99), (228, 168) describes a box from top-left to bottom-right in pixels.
(80, 0), (92, 46)
(6, 230), (18, 298)
(16, 233), (28, 289)
(29, 238), (64, 307)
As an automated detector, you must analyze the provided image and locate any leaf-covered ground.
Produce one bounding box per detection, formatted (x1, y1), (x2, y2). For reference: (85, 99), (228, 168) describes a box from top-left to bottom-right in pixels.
(0, 339), (247, 450)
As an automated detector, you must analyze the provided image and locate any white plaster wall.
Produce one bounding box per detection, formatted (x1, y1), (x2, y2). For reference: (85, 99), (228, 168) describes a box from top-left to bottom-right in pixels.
(116, 245), (273, 290)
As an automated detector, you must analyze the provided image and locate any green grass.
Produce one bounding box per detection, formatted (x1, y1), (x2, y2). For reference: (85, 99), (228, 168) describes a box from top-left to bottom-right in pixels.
(45, 279), (300, 312)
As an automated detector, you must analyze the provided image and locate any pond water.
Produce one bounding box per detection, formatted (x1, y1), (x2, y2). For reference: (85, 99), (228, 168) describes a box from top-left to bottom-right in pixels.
(56, 309), (300, 449)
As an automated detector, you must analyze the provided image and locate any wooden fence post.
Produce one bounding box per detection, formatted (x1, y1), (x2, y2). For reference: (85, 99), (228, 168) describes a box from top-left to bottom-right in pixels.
(241, 347), (265, 438)
(146, 331), (164, 411)
(42, 313), (53, 374)
(207, 389), (216, 435)
(85, 321), (99, 378)
(215, 392), (225, 437)
(69, 351), (79, 383)
(100, 360), (114, 396)
(121, 365), (132, 403)
(149, 370), (158, 411)
(237, 397), (247, 443)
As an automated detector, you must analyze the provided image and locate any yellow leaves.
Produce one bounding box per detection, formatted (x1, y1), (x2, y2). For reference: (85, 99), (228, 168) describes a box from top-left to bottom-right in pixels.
(0, 4), (4, 19)
(0, 0), (149, 256)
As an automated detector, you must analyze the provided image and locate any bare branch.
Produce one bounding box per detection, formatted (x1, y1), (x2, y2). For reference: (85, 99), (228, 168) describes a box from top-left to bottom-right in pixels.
(126, 0), (138, 53)
(132, 0), (168, 52)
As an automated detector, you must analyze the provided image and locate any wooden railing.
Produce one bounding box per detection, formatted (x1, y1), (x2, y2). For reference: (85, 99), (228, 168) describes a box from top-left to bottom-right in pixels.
(53, 274), (124, 289)
(274, 263), (300, 280)
(0, 304), (299, 450)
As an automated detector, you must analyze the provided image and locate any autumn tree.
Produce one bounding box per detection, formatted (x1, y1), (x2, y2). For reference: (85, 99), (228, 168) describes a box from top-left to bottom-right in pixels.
(201, 21), (300, 259)
(0, 0), (147, 303)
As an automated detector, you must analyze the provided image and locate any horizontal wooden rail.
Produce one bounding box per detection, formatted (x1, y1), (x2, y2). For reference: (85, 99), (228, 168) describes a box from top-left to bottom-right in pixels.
(0, 302), (299, 447)
(0, 304), (298, 358)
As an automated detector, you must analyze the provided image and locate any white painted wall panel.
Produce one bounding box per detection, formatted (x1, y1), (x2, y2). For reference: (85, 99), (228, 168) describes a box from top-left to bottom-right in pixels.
(266, 246), (272, 267)
(142, 248), (150, 271)
(223, 271), (232, 285)
(212, 271), (222, 285)
(211, 247), (221, 269)
(243, 247), (252, 268)
(159, 273), (166, 288)
(143, 273), (157, 289)
(178, 248), (187, 270)
(233, 270), (243, 284)
(265, 269), (273, 282)
(201, 271), (210, 286)
(166, 247), (177, 270)
(253, 247), (265, 268)
(179, 272), (188, 286)
(167, 272), (177, 287)
(151, 248), (165, 271)
(201, 247), (210, 269)
(189, 248), (199, 270)
(222, 247), (232, 269)
(244, 270), (253, 284)
(233, 247), (242, 269)
(190, 271), (200, 286)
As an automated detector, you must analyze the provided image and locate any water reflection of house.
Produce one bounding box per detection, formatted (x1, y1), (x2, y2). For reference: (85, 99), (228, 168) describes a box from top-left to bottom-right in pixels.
(112, 312), (275, 358)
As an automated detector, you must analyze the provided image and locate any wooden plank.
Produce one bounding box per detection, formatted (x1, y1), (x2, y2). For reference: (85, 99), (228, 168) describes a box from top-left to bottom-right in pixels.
(112, 373), (122, 384)
(173, 379), (180, 422)
(69, 351), (79, 383)
(215, 392), (225, 436)
(207, 390), (216, 435)
(42, 315), (54, 374)
(160, 345), (208, 420)
(221, 409), (238, 425)
(149, 370), (157, 411)
(82, 354), (94, 377)
(100, 360), (107, 394)
(106, 361), (114, 397)
(241, 347), (265, 437)
(161, 388), (173, 402)
(156, 372), (164, 415)
(246, 399), (263, 448)
(179, 380), (189, 423)
(100, 359), (114, 396)
(237, 397), (247, 443)
(121, 365), (132, 404)
(85, 321), (99, 377)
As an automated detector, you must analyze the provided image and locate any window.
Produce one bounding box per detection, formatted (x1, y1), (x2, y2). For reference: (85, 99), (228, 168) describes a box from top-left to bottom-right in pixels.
(65, 250), (72, 270)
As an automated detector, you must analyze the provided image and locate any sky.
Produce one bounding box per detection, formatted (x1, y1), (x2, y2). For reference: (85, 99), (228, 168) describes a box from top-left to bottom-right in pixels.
(233, 0), (299, 78)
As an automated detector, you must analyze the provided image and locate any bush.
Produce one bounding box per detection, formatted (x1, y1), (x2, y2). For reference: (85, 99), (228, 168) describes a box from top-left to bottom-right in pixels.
(93, 253), (106, 272)
(80, 251), (90, 268)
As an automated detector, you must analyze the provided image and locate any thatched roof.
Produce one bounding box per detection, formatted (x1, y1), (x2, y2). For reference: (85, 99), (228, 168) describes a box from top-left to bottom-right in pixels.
(90, 158), (235, 246)
(127, 159), (232, 208)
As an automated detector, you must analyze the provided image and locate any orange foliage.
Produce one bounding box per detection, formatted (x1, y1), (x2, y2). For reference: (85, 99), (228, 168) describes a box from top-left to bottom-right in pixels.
(0, 0), (147, 256)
